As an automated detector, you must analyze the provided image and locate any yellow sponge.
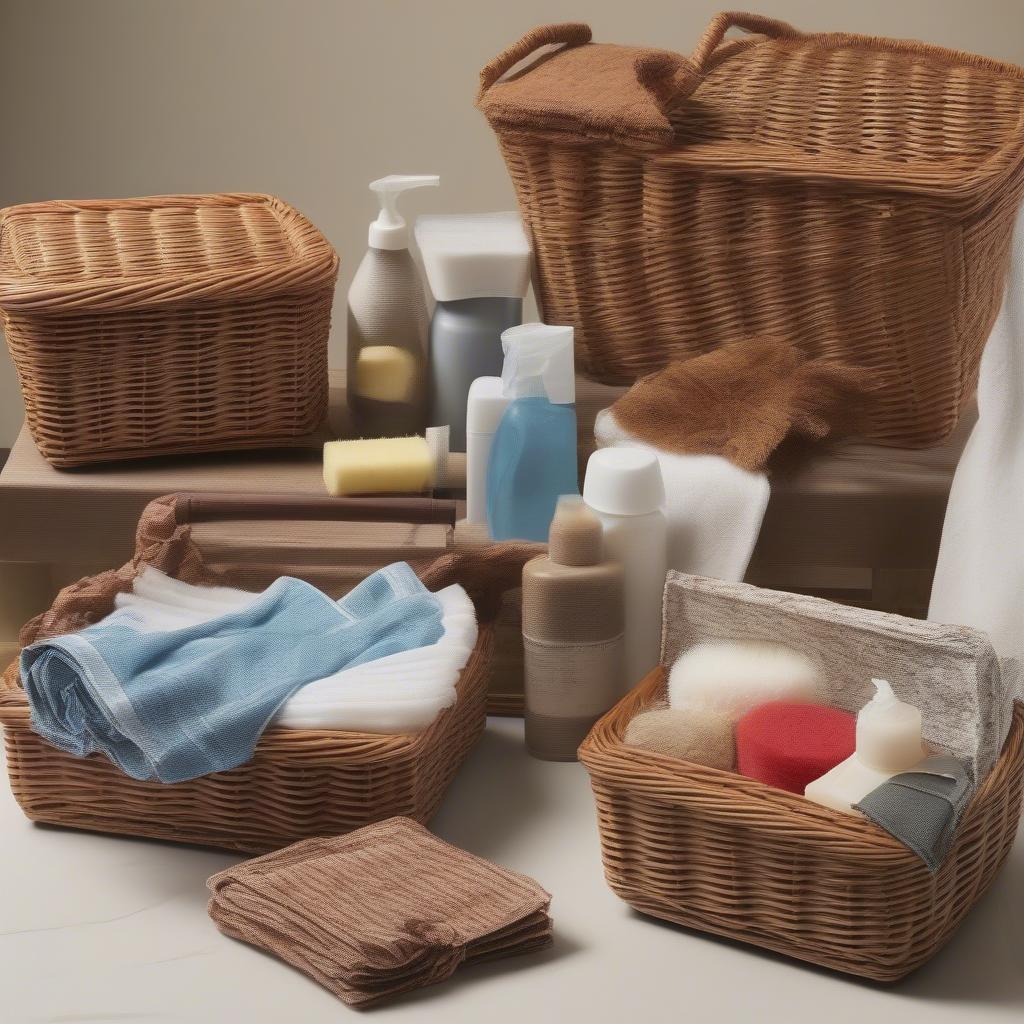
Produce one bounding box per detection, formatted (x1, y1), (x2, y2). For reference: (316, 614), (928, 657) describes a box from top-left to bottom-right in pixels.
(323, 435), (434, 496)
(353, 346), (418, 403)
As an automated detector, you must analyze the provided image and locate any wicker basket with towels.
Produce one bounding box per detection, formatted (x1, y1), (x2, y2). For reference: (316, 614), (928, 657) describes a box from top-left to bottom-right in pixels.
(477, 13), (1024, 446)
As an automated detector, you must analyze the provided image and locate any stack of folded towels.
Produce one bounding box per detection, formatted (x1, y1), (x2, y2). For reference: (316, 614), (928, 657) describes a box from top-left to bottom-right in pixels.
(21, 563), (478, 783)
(207, 817), (553, 1008)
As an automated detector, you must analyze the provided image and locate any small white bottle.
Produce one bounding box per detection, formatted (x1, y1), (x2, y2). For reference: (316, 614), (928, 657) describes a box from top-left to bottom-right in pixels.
(583, 447), (668, 690)
(805, 679), (926, 814)
(465, 376), (508, 528)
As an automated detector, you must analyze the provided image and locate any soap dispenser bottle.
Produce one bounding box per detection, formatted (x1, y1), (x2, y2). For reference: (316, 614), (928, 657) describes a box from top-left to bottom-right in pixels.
(347, 174), (439, 439)
(804, 678), (926, 814)
(522, 495), (625, 761)
(486, 323), (578, 542)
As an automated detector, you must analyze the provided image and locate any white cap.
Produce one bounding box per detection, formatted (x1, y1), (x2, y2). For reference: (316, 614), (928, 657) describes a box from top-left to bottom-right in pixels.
(583, 447), (665, 516)
(466, 376), (509, 435)
(499, 323), (575, 405)
(415, 213), (531, 301)
(368, 175), (439, 250)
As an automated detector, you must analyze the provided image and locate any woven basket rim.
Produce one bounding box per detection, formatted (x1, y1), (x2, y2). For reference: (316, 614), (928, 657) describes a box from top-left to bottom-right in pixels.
(578, 665), (1024, 865)
(0, 192), (339, 313)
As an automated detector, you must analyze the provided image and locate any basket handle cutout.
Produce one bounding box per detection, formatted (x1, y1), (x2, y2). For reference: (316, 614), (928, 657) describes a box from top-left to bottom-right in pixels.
(477, 22), (592, 100)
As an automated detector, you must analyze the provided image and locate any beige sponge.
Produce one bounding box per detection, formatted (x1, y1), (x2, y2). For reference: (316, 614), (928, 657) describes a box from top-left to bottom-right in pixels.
(623, 707), (735, 770)
(324, 435), (434, 496)
(353, 345), (418, 403)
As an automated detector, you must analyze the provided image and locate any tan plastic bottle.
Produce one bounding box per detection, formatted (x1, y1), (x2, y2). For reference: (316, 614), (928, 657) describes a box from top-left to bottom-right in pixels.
(347, 175), (438, 438)
(522, 495), (625, 761)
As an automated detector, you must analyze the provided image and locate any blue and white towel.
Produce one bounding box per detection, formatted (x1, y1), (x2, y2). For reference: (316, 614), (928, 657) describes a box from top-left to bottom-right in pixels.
(22, 563), (443, 783)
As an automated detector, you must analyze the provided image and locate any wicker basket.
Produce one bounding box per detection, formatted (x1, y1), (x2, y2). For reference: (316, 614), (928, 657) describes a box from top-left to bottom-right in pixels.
(478, 14), (1024, 446)
(0, 493), (535, 853)
(0, 193), (338, 467)
(579, 669), (1024, 981)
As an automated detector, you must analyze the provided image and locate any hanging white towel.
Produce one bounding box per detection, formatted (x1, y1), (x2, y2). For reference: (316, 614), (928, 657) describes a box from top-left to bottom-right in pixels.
(594, 409), (770, 581)
(929, 205), (1024, 692)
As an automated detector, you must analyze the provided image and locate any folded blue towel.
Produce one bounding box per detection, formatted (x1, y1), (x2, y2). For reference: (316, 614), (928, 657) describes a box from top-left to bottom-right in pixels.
(22, 563), (443, 783)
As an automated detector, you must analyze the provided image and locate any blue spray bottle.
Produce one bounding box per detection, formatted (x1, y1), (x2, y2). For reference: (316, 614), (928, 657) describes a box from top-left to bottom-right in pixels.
(486, 323), (579, 541)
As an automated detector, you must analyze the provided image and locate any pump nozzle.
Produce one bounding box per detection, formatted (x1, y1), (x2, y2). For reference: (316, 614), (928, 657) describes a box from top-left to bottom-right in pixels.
(500, 323), (575, 404)
(867, 678), (897, 708)
(368, 175), (439, 249)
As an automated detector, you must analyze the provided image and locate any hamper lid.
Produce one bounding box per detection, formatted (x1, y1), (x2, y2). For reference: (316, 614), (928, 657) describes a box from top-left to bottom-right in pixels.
(0, 193), (339, 314)
(478, 15), (1024, 198)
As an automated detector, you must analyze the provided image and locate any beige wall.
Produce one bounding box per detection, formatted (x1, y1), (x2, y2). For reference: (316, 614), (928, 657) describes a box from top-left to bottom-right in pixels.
(1, 0), (1022, 449)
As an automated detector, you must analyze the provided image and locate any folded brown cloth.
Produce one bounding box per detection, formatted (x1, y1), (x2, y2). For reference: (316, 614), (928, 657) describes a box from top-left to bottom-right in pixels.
(207, 817), (552, 1008)
(608, 338), (878, 471)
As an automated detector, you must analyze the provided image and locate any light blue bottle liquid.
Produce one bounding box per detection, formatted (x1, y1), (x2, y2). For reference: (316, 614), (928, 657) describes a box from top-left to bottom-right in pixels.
(485, 323), (579, 542)
(487, 398), (579, 541)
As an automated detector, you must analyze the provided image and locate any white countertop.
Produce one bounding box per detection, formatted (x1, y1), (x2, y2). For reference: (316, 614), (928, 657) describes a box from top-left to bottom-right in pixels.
(2, 716), (1023, 1024)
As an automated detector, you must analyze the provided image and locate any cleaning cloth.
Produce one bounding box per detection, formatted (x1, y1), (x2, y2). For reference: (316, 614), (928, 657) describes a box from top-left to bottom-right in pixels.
(110, 567), (478, 734)
(207, 817), (553, 1008)
(22, 563), (443, 781)
(855, 755), (974, 871)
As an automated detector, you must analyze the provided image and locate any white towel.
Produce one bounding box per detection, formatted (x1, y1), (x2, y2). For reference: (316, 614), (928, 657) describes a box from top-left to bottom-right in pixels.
(929, 204), (1024, 693)
(594, 409), (770, 581)
(111, 567), (478, 733)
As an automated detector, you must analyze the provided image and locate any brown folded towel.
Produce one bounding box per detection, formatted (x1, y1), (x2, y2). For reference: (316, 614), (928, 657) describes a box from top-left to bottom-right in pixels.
(608, 338), (878, 472)
(207, 817), (552, 1008)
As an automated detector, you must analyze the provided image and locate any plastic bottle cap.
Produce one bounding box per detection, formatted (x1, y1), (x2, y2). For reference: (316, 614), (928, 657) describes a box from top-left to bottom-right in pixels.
(583, 447), (665, 516)
(415, 213), (531, 301)
(466, 376), (509, 435)
(499, 322), (575, 404)
(547, 495), (602, 566)
(368, 174), (439, 250)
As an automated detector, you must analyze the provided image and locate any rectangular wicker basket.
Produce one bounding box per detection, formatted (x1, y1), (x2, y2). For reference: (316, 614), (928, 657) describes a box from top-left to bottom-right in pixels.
(478, 13), (1024, 446)
(580, 675), (1024, 981)
(0, 193), (339, 468)
(0, 493), (535, 853)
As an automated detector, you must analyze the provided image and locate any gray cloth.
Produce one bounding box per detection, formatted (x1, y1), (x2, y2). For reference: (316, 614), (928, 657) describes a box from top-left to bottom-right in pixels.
(854, 755), (974, 871)
(661, 572), (1012, 781)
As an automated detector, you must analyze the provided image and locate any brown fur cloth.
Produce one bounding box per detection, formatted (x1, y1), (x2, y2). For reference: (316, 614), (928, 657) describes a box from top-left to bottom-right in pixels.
(608, 338), (879, 471)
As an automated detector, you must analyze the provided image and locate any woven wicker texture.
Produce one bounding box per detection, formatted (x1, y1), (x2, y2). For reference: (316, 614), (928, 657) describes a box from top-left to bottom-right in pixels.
(0, 193), (338, 467)
(478, 14), (1024, 446)
(0, 494), (537, 853)
(580, 670), (1024, 981)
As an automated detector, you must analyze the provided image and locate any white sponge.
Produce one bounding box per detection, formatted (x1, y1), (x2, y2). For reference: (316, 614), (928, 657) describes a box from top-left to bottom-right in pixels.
(667, 641), (822, 722)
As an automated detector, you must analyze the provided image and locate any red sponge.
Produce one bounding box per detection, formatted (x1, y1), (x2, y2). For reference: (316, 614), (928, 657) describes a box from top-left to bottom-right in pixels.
(736, 701), (856, 794)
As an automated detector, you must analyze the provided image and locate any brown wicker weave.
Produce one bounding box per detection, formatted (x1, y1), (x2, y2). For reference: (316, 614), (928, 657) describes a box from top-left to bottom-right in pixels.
(579, 668), (1024, 981)
(0, 193), (338, 467)
(0, 494), (536, 854)
(478, 14), (1024, 446)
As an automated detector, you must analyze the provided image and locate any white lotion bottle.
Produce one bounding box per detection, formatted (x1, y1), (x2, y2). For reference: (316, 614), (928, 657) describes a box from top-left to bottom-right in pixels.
(583, 447), (668, 690)
(465, 376), (508, 529)
(347, 174), (438, 439)
(805, 678), (926, 814)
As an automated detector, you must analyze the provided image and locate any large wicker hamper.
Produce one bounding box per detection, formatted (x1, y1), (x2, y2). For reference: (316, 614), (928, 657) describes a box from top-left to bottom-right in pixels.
(0, 493), (534, 854)
(579, 668), (1024, 982)
(0, 193), (338, 467)
(478, 13), (1024, 446)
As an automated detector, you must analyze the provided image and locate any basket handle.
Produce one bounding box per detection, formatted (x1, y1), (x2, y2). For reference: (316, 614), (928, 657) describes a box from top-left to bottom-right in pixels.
(172, 492), (457, 528)
(687, 11), (802, 77)
(477, 22), (592, 101)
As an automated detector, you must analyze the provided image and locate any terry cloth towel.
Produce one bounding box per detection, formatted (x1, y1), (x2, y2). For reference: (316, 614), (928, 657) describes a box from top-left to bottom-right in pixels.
(929, 204), (1024, 696)
(207, 817), (553, 1008)
(606, 339), (876, 472)
(596, 408), (769, 582)
(855, 755), (974, 871)
(111, 567), (478, 734)
(22, 563), (443, 782)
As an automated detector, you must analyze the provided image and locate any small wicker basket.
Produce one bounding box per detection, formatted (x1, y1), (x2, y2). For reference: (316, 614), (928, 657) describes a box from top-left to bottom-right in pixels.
(478, 14), (1024, 446)
(0, 493), (535, 854)
(579, 669), (1024, 981)
(0, 193), (338, 467)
